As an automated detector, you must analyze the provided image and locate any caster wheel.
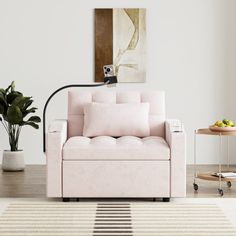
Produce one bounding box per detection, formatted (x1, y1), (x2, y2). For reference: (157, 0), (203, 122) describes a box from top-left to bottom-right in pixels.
(227, 181), (232, 188)
(163, 198), (170, 202)
(218, 189), (224, 197)
(193, 183), (198, 191)
(62, 198), (70, 202)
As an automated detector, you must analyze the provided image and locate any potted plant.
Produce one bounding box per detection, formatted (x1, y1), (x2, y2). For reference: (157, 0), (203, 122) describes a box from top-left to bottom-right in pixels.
(0, 81), (41, 171)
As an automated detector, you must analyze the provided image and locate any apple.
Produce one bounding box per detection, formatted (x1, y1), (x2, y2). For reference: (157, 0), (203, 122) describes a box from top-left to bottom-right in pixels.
(223, 119), (229, 125)
(218, 123), (226, 127)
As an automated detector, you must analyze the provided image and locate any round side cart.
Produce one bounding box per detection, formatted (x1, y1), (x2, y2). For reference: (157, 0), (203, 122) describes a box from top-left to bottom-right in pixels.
(193, 128), (236, 196)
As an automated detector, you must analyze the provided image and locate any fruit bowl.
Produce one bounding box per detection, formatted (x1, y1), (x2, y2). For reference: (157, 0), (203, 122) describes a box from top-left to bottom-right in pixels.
(209, 126), (236, 132)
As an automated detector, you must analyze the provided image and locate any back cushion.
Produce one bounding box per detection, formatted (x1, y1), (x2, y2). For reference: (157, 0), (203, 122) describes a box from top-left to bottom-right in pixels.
(83, 102), (150, 137)
(68, 91), (165, 138)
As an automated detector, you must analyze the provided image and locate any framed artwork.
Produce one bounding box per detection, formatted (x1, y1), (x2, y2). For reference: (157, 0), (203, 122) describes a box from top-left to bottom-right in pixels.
(95, 8), (146, 83)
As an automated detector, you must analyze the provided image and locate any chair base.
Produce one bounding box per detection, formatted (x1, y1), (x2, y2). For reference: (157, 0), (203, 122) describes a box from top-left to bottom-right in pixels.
(153, 198), (170, 202)
(62, 198), (80, 202)
(62, 198), (70, 202)
(62, 197), (170, 202)
(163, 197), (170, 202)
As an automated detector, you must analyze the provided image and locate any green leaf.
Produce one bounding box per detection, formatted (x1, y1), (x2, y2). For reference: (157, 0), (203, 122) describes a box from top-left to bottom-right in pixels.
(5, 84), (11, 93)
(12, 96), (31, 110)
(22, 107), (37, 116)
(0, 88), (5, 94)
(7, 91), (22, 104)
(11, 81), (15, 91)
(3, 114), (8, 122)
(1, 82), (40, 134)
(27, 116), (41, 123)
(0, 104), (5, 115)
(7, 105), (23, 124)
(22, 99), (33, 111)
(22, 121), (39, 129)
(0, 93), (7, 106)
(12, 95), (23, 105)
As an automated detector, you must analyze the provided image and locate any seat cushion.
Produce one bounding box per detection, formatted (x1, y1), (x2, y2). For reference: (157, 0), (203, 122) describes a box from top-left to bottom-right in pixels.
(63, 136), (170, 160)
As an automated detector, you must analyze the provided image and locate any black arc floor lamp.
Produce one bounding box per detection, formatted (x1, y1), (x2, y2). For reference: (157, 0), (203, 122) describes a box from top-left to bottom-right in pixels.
(43, 76), (117, 153)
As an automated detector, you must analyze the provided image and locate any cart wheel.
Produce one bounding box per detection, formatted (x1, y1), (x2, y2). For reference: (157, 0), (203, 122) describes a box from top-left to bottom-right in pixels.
(193, 183), (198, 191)
(227, 181), (232, 188)
(218, 188), (224, 196)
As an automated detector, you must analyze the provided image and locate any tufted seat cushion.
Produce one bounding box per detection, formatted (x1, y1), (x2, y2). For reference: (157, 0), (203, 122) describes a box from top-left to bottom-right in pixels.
(63, 136), (170, 160)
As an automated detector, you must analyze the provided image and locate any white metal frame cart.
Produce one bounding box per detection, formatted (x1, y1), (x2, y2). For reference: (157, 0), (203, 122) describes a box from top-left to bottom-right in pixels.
(193, 128), (236, 196)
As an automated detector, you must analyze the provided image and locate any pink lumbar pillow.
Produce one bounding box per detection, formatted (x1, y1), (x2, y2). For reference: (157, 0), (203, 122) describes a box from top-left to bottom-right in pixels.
(83, 103), (150, 137)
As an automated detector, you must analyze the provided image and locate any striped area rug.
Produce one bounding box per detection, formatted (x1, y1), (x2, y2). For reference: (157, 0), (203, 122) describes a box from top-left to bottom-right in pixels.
(0, 202), (235, 236)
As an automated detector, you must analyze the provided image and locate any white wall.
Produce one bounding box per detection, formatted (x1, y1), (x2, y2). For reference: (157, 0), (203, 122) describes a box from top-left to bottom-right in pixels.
(225, 0), (236, 165)
(0, 0), (235, 164)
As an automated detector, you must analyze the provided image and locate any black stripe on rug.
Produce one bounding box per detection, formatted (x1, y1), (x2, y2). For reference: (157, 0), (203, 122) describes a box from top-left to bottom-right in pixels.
(93, 203), (133, 236)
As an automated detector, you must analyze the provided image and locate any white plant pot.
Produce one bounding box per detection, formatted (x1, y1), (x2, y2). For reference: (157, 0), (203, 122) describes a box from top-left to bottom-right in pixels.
(2, 150), (25, 171)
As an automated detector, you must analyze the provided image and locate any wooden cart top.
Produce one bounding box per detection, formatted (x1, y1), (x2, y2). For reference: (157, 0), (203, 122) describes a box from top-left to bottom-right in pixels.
(195, 128), (236, 136)
(197, 172), (236, 182)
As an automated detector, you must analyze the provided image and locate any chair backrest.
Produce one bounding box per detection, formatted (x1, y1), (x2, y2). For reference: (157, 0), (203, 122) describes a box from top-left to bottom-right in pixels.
(68, 90), (165, 138)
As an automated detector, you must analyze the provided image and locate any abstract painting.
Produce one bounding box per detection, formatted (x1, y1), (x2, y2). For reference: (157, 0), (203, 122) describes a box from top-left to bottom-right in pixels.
(95, 8), (146, 83)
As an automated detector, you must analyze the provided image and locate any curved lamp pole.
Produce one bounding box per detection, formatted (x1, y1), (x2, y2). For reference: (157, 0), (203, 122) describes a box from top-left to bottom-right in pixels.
(43, 76), (117, 153)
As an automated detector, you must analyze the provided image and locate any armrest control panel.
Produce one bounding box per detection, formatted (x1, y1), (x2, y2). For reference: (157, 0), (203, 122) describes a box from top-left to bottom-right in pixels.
(168, 119), (184, 133)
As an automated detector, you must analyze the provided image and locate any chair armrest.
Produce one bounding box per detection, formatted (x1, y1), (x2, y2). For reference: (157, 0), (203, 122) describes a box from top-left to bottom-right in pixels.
(48, 119), (67, 133)
(165, 119), (184, 143)
(47, 119), (67, 154)
(46, 119), (67, 197)
(165, 119), (186, 197)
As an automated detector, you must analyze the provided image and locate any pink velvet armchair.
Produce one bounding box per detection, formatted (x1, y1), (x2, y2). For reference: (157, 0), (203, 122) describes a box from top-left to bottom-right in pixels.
(46, 90), (186, 201)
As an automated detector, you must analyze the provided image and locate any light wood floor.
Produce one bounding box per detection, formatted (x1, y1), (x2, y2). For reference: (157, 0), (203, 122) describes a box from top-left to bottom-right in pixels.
(0, 165), (46, 198)
(0, 165), (236, 198)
